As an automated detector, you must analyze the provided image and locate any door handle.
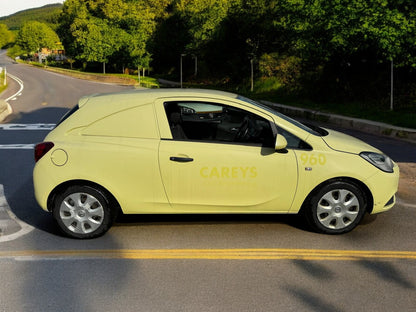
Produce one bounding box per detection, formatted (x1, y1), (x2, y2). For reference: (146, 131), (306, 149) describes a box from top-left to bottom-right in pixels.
(170, 156), (194, 162)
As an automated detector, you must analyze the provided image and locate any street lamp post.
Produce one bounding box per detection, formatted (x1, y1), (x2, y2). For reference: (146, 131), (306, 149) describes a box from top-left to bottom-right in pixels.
(180, 53), (186, 88)
(250, 58), (254, 92)
(192, 55), (198, 77)
(390, 59), (394, 111)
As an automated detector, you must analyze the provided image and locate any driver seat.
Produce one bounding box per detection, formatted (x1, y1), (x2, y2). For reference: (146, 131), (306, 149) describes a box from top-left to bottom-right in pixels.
(170, 112), (187, 140)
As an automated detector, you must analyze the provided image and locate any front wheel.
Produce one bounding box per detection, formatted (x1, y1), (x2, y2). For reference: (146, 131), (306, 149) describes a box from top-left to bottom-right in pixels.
(304, 181), (367, 234)
(52, 185), (117, 239)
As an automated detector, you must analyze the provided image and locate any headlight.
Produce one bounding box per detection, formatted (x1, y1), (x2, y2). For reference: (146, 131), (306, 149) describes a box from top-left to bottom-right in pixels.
(360, 152), (394, 173)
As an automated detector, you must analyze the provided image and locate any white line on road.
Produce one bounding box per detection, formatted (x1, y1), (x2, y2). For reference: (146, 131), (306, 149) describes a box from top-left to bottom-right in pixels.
(0, 184), (34, 242)
(5, 73), (24, 102)
(0, 123), (55, 130)
(0, 144), (35, 149)
(0, 124), (54, 149)
(397, 198), (416, 209)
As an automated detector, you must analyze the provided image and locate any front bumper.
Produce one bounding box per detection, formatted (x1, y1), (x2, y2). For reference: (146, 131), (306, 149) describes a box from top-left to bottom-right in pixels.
(367, 164), (400, 214)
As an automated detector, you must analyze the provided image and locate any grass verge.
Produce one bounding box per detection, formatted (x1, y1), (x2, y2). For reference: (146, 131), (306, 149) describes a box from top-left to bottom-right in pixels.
(0, 70), (6, 94)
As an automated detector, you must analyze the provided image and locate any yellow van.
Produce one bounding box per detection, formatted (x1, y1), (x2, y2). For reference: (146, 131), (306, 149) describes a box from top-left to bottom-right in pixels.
(33, 89), (399, 238)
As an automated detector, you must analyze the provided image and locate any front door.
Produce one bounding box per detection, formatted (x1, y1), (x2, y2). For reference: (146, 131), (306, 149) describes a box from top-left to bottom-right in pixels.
(158, 101), (298, 213)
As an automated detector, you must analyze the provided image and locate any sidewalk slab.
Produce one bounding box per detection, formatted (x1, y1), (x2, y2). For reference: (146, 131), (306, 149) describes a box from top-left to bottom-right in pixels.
(0, 99), (12, 123)
(0, 204), (22, 237)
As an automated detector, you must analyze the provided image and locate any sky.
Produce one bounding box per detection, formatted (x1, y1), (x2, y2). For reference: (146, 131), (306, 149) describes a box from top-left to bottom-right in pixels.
(0, 0), (64, 18)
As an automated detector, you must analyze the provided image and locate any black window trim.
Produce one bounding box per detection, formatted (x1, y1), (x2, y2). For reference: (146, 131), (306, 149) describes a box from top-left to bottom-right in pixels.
(55, 104), (79, 128)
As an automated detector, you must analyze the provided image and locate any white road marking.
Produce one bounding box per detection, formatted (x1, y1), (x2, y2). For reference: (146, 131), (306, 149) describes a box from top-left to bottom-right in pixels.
(5, 73), (24, 102)
(0, 144), (35, 149)
(0, 124), (55, 149)
(0, 123), (55, 130)
(0, 184), (34, 242)
(397, 198), (416, 208)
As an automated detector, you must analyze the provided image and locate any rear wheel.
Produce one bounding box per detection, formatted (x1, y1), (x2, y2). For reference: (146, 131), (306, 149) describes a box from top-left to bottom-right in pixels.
(52, 185), (117, 239)
(304, 181), (366, 234)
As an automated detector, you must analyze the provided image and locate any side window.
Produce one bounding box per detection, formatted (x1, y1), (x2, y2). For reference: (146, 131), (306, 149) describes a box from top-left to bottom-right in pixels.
(164, 101), (275, 147)
(276, 125), (312, 150)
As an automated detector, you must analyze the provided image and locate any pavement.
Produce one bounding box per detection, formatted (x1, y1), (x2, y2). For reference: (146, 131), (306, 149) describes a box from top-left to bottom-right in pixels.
(0, 184), (34, 241)
(0, 184), (21, 236)
(0, 99), (12, 123)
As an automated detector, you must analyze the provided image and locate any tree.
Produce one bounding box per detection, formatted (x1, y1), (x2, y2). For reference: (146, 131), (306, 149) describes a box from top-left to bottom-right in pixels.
(119, 1), (159, 72)
(268, 0), (416, 103)
(59, 0), (161, 73)
(175, 0), (236, 52)
(70, 15), (127, 72)
(267, 0), (416, 67)
(149, 0), (239, 77)
(15, 21), (60, 55)
(202, 0), (283, 81)
(0, 24), (14, 48)
(149, 12), (191, 75)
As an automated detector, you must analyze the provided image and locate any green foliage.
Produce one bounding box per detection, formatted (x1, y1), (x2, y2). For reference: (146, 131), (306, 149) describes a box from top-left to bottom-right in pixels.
(15, 21), (60, 54)
(7, 44), (26, 58)
(174, 0), (236, 51)
(0, 69), (7, 94)
(59, 0), (161, 70)
(0, 24), (14, 48)
(280, 0), (416, 67)
(259, 54), (301, 89)
(71, 15), (127, 63)
(0, 4), (62, 31)
(254, 77), (282, 93)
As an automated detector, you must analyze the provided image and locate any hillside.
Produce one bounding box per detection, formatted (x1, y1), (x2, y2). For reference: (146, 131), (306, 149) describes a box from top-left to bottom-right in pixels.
(0, 3), (63, 31)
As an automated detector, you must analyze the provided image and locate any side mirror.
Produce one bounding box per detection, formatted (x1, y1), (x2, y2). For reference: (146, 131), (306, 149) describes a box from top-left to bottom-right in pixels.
(275, 134), (288, 151)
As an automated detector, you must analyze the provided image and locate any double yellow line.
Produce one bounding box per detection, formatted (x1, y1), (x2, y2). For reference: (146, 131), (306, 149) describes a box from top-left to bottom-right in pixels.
(1, 248), (416, 261)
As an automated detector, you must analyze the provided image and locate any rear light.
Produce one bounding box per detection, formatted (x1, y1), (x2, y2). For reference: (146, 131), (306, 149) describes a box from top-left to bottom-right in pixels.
(35, 142), (54, 162)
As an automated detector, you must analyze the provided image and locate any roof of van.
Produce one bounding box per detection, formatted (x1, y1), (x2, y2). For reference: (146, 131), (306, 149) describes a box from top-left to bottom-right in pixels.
(78, 88), (239, 108)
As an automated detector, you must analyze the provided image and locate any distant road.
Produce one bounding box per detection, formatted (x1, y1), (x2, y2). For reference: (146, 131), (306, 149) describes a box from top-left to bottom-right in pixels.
(0, 49), (132, 123)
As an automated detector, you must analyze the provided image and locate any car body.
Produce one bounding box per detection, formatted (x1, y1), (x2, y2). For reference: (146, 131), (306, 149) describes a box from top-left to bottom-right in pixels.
(33, 89), (399, 238)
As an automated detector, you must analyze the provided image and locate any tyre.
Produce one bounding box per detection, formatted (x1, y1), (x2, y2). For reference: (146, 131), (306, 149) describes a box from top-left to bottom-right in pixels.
(304, 181), (366, 234)
(52, 185), (117, 239)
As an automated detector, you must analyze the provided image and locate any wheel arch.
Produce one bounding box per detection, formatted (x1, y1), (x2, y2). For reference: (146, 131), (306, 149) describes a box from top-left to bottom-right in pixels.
(47, 180), (122, 214)
(300, 177), (374, 214)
